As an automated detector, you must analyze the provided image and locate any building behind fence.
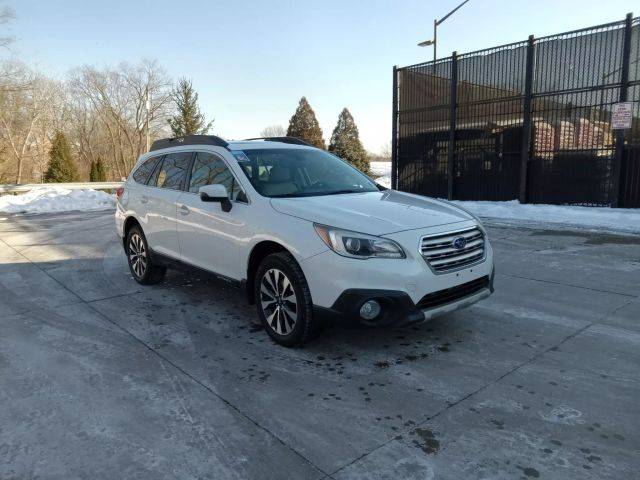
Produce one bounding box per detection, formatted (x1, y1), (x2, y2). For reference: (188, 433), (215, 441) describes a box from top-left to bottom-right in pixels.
(391, 14), (640, 208)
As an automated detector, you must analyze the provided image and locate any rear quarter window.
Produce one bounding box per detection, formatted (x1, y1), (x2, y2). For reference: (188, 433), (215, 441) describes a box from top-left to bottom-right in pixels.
(132, 156), (162, 184)
(154, 152), (192, 190)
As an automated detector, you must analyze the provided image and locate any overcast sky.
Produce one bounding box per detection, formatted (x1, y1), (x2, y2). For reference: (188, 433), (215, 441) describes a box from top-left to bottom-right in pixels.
(3, 0), (636, 152)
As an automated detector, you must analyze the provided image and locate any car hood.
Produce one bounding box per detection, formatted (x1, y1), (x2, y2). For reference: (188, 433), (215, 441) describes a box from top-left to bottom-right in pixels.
(270, 190), (473, 235)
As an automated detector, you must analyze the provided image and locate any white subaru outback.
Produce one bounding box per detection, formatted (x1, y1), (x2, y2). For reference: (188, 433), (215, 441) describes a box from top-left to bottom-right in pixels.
(115, 135), (494, 346)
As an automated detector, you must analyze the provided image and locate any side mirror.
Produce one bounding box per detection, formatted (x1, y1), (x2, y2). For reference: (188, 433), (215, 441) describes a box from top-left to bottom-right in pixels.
(199, 184), (232, 212)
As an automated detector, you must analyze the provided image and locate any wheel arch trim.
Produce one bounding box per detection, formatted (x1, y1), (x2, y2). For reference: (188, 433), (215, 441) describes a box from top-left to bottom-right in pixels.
(245, 240), (294, 304)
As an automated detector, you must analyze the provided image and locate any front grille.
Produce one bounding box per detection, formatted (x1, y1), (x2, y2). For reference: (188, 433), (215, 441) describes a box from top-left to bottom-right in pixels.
(420, 226), (485, 273)
(416, 276), (489, 310)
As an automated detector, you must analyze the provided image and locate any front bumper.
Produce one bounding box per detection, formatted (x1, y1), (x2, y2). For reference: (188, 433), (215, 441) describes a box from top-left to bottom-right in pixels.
(421, 283), (492, 321)
(314, 268), (495, 326)
(301, 221), (494, 308)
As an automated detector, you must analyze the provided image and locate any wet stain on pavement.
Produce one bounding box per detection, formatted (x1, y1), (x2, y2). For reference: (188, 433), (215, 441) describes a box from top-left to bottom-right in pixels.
(490, 419), (505, 430)
(516, 466), (540, 478)
(412, 428), (440, 455)
(248, 323), (264, 333)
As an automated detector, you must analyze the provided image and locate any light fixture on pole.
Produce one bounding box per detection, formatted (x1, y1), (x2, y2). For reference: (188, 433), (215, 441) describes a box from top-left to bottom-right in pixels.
(418, 0), (471, 61)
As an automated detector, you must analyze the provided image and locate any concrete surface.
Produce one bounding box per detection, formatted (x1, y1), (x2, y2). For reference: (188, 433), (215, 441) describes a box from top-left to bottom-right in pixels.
(0, 210), (638, 479)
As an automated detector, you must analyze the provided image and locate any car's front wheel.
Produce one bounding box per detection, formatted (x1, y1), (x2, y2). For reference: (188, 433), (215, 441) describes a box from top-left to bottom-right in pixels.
(126, 226), (166, 285)
(255, 252), (318, 347)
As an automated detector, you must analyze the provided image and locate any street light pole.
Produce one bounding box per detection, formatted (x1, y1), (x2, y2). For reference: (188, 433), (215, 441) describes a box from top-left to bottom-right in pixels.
(145, 88), (150, 152)
(419, 0), (471, 61)
(433, 18), (437, 62)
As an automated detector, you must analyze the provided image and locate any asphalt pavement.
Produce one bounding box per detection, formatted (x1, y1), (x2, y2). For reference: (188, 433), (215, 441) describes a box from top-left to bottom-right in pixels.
(0, 210), (638, 479)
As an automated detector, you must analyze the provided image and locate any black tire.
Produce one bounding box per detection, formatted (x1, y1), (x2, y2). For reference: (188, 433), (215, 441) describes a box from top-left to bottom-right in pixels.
(254, 252), (319, 347)
(125, 225), (166, 285)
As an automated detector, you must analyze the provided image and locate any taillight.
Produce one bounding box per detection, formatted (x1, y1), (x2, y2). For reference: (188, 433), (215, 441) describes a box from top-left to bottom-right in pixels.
(116, 187), (124, 200)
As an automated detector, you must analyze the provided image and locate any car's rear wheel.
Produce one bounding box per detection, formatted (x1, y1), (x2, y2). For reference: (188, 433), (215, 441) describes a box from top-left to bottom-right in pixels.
(126, 226), (166, 285)
(255, 252), (318, 347)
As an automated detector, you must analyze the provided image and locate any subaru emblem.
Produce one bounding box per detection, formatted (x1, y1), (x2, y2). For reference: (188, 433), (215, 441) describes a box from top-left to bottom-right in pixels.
(452, 236), (467, 250)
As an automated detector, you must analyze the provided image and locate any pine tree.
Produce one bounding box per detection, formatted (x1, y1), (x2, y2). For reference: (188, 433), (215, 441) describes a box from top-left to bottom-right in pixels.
(167, 78), (213, 137)
(44, 132), (79, 183)
(286, 97), (325, 149)
(89, 157), (107, 182)
(329, 108), (370, 174)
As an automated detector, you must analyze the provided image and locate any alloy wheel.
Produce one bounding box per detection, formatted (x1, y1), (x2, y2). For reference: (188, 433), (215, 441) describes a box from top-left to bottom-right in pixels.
(260, 268), (298, 335)
(128, 233), (147, 278)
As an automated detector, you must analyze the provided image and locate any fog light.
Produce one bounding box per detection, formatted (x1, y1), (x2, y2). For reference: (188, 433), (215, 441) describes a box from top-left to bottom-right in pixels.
(360, 300), (381, 320)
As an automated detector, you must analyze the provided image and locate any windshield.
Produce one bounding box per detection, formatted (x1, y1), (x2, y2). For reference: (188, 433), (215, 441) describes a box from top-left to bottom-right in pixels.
(234, 148), (379, 198)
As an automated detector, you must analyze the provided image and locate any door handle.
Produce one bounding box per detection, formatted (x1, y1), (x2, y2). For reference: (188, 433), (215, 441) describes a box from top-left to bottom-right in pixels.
(180, 205), (190, 215)
(140, 195), (149, 204)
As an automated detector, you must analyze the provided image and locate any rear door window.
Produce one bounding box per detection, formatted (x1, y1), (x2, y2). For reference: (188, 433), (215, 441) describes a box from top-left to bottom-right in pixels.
(151, 152), (192, 190)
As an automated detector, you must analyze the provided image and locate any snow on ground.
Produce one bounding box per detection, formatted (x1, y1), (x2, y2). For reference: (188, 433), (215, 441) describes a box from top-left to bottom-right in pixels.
(0, 186), (115, 215)
(370, 161), (392, 188)
(370, 161), (640, 234)
(2, 166), (639, 234)
(450, 200), (640, 234)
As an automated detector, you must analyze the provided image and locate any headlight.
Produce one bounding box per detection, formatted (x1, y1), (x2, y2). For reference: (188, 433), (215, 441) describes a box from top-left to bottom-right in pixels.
(314, 224), (405, 259)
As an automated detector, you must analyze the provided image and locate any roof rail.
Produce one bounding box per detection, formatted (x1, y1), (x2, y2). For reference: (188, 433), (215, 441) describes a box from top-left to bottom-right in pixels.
(242, 136), (313, 147)
(149, 135), (229, 152)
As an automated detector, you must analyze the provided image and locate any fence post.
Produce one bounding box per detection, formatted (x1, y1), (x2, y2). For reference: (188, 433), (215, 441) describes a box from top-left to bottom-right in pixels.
(391, 66), (399, 189)
(610, 13), (633, 208)
(519, 35), (535, 204)
(447, 52), (458, 200)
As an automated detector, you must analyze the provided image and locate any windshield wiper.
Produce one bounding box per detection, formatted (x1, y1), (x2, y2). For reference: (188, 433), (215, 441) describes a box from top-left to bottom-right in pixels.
(268, 190), (373, 198)
(322, 189), (371, 195)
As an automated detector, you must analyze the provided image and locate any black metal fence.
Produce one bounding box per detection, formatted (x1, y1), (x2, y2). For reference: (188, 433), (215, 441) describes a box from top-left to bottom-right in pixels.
(392, 14), (640, 207)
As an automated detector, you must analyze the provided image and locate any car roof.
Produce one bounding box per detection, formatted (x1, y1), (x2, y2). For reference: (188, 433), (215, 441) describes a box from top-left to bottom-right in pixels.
(227, 140), (314, 151)
(132, 140), (315, 171)
(139, 140), (312, 158)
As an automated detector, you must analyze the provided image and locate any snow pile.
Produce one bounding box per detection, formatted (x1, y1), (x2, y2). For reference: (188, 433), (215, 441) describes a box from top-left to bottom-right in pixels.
(371, 161), (392, 188)
(0, 186), (115, 214)
(370, 161), (640, 234)
(451, 200), (640, 234)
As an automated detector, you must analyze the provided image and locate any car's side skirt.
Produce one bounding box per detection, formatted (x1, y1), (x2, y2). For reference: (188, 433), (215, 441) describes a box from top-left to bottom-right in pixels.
(148, 248), (246, 290)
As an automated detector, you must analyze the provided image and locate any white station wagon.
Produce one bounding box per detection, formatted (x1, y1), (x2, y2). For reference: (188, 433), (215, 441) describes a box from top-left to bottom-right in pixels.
(115, 135), (494, 346)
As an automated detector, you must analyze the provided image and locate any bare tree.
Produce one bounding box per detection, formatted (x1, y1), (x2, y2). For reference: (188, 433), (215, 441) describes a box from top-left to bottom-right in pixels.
(0, 59), (173, 183)
(0, 60), (31, 94)
(260, 125), (286, 137)
(0, 63), (46, 183)
(68, 60), (173, 178)
(380, 142), (391, 159)
(30, 79), (70, 181)
(0, 4), (14, 50)
(367, 142), (392, 163)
